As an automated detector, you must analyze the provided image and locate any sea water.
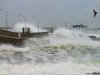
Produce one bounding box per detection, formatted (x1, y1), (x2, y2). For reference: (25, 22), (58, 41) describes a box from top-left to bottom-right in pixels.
(0, 23), (100, 75)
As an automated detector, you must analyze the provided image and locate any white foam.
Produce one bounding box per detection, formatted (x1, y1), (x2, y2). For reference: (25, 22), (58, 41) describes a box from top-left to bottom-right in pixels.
(0, 62), (99, 75)
(24, 28), (100, 49)
(0, 44), (29, 52)
(45, 28), (100, 47)
(0, 27), (99, 75)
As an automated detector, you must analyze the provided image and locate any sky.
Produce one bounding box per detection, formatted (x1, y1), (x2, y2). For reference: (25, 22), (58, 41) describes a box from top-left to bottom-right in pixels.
(0, 0), (99, 28)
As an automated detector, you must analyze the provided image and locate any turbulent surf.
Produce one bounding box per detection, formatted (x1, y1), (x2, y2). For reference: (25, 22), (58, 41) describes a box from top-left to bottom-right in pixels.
(0, 27), (100, 75)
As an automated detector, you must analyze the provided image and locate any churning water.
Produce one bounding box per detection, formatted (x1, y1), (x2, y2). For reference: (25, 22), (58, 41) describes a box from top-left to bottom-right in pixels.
(0, 23), (100, 75)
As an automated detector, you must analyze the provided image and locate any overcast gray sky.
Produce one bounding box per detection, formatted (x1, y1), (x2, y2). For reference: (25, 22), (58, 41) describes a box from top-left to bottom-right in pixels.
(0, 0), (99, 28)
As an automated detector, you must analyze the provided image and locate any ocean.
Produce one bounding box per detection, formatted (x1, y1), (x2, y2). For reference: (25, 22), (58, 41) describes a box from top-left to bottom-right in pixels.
(0, 27), (100, 75)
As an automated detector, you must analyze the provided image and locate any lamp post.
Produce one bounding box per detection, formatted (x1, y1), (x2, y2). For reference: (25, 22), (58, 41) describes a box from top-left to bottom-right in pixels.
(50, 18), (55, 33)
(69, 22), (72, 29)
(0, 9), (8, 30)
(42, 17), (50, 44)
(19, 15), (26, 32)
(42, 17), (49, 28)
(64, 21), (67, 28)
(32, 17), (39, 32)
(54, 20), (56, 29)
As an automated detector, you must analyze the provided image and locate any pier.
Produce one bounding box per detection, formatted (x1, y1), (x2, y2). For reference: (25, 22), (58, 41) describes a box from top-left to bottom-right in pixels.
(0, 28), (48, 46)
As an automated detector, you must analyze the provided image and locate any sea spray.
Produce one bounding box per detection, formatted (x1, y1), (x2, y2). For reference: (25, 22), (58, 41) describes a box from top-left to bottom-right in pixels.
(25, 28), (100, 48)
(0, 27), (100, 75)
(12, 22), (47, 32)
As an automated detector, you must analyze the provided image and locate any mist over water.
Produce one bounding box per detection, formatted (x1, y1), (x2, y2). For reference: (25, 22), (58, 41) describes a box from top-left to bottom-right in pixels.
(0, 23), (100, 75)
